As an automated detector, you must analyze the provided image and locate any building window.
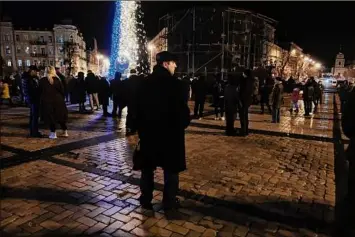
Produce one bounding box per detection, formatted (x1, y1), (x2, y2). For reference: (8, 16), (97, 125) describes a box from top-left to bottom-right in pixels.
(58, 47), (63, 54)
(17, 46), (21, 54)
(25, 46), (30, 54)
(32, 46), (37, 53)
(58, 35), (63, 43)
(70, 35), (74, 42)
(40, 36), (44, 42)
(16, 35), (20, 41)
(42, 60), (46, 66)
(34, 60), (37, 65)
(49, 47), (53, 55)
(41, 48), (45, 54)
(339, 61), (342, 66)
(24, 35), (28, 40)
(26, 60), (31, 66)
(48, 36), (52, 43)
(5, 34), (10, 41)
(7, 60), (12, 67)
(5, 46), (11, 55)
(18, 60), (22, 67)
(49, 60), (54, 66)
(60, 60), (63, 66)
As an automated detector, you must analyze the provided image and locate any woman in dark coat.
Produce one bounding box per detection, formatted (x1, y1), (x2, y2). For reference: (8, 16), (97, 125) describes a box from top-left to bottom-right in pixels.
(68, 72), (87, 112)
(39, 66), (68, 139)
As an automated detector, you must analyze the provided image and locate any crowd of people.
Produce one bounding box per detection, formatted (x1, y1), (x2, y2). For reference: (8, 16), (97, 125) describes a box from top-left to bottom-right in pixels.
(1, 50), (355, 219)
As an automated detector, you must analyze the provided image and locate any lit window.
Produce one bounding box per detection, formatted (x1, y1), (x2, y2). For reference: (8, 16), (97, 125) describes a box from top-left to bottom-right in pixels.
(33, 46), (37, 53)
(7, 60), (12, 67)
(18, 60), (22, 67)
(5, 46), (11, 55)
(25, 46), (30, 54)
(26, 60), (31, 66)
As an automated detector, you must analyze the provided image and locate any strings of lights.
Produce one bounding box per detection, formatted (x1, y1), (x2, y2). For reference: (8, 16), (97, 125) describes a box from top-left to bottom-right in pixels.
(108, 0), (139, 79)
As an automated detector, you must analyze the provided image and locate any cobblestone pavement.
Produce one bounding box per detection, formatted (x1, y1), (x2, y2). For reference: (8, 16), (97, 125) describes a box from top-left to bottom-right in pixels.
(0, 93), (348, 236)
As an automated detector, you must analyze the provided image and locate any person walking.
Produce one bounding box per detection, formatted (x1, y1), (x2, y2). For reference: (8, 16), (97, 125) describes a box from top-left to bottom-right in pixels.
(134, 51), (191, 212)
(110, 72), (127, 118)
(260, 77), (273, 114)
(22, 65), (43, 138)
(237, 69), (255, 136)
(85, 70), (100, 111)
(224, 74), (239, 136)
(271, 77), (284, 123)
(39, 66), (69, 139)
(303, 77), (315, 116)
(193, 75), (207, 120)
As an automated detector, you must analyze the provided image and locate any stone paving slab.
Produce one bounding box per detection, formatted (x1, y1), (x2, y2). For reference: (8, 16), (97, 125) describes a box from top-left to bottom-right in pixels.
(0, 93), (344, 236)
(1, 160), (332, 236)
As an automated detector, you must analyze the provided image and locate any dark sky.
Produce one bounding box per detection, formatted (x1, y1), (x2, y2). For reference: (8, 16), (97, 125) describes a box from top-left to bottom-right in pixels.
(2, 1), (354, 67)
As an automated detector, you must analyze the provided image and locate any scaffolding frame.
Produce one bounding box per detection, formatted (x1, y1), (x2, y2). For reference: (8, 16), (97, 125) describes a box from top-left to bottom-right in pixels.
(158, 6), (278, 78)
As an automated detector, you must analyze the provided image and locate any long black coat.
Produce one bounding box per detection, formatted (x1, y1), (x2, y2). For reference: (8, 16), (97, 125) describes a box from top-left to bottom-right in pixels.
(135, 66), (191, 173)
(239, 75), (255, 108)
(39, 77), (68, 124)
(98, 78), (110, 106)
(224, 84), (239, 115)
(342, 87), (355, 160)
(271, 82), (284, 109)
(68, 78), (86, 104)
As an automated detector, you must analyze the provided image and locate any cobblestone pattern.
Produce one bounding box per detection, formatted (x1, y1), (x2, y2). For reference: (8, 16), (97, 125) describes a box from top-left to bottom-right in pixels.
(0, 93), (340, 236)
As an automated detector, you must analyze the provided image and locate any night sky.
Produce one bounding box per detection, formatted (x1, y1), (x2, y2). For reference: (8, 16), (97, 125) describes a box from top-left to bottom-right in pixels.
(2, 1), (354, 68)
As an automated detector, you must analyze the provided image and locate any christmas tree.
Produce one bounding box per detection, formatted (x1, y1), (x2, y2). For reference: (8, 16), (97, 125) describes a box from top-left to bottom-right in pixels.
(108, 0), (149, 79)
(135, 2), (150, 74)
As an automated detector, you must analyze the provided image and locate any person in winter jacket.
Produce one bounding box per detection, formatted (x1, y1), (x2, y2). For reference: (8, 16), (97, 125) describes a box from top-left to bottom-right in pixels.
(110, 72), (127, 118)
(193, 75), (208, 120)
(212, 75), (226, 120)
(98, 76), (111, 117)
(238, 69), (255, 136)
(69, 72), (87, 113)
(39, 66), (68, 139)
(134, 51), (190, 212)
(303, 77), (315, 116)
(126, 69), (141, 133)
(259, 77), (273, 114)
(224, 75), (239, 136)
(339, 80), (350, 114)
(271, 77), (284, 123)
(85, 70), (100, 111)
(22, 65), (43, 137)
(290, 87), (300, 113)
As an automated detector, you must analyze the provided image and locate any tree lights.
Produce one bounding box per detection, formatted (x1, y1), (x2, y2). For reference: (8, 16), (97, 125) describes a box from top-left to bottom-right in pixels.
(108, 0), (149, 79)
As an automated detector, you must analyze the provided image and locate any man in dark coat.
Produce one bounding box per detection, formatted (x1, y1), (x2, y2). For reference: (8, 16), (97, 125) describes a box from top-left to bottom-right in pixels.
(212, 75), (226, 120)
(85, 70), (100, 111)
(193, 75), (208, 119)
(271, 77), (284, 123)
(342, 84), (355, 234)
(69, 72), (87, 113)
(238, 69), (255, 136)
(135, 51), (191, 211)
(181, 74), (191, 103)
(22, 65), (43, 137)
(110, 72), (127, 118)
(224, 74), (239, 136)
(259, 77), (273, 114)
(98, 76), (111, 117)
(126, 69), (141, 133)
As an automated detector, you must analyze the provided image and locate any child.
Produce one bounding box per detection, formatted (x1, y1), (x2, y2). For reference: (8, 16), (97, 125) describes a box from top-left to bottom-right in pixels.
(290, 88), (300, 113)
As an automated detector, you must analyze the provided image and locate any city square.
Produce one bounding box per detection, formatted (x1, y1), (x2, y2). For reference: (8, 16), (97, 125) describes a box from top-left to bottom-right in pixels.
(0, 94), (350, 236)
(1, 1), (355, 237)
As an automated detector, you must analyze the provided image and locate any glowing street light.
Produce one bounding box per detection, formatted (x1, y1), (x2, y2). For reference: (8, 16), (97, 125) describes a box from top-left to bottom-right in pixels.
(315, 63), (321, 69)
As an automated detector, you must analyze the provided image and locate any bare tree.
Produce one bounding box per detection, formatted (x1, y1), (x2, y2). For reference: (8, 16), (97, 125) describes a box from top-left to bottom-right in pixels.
(276, 49), (290, 78)
(63, 41), (77, 75)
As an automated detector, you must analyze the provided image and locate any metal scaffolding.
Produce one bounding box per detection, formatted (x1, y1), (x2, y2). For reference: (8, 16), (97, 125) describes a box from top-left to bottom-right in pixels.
(158, 6), (278, 78)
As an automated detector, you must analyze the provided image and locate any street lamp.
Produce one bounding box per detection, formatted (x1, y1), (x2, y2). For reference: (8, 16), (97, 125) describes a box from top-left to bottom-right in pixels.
(147, 43), (155, 72)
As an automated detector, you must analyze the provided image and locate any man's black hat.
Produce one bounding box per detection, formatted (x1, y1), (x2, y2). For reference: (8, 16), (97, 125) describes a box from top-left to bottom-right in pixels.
(156, 51), (177, 64)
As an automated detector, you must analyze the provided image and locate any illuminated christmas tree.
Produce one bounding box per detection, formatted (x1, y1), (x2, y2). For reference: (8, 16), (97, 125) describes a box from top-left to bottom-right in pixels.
(108, 0), (149, 79)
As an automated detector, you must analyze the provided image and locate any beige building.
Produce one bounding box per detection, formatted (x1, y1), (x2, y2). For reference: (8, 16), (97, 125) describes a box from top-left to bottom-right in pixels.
(332, 52), (347, 77)
(1, 21), (88, 76)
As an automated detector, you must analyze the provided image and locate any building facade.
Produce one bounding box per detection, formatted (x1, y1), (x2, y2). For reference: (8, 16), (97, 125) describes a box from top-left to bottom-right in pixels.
(1, 21), (88, 76)
(332, 52), (346, 77)
(147, 27), (168, 72)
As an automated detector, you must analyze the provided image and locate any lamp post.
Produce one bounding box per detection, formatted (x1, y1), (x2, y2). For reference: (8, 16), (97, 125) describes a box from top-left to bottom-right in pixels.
(147, 44), (155, 73)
